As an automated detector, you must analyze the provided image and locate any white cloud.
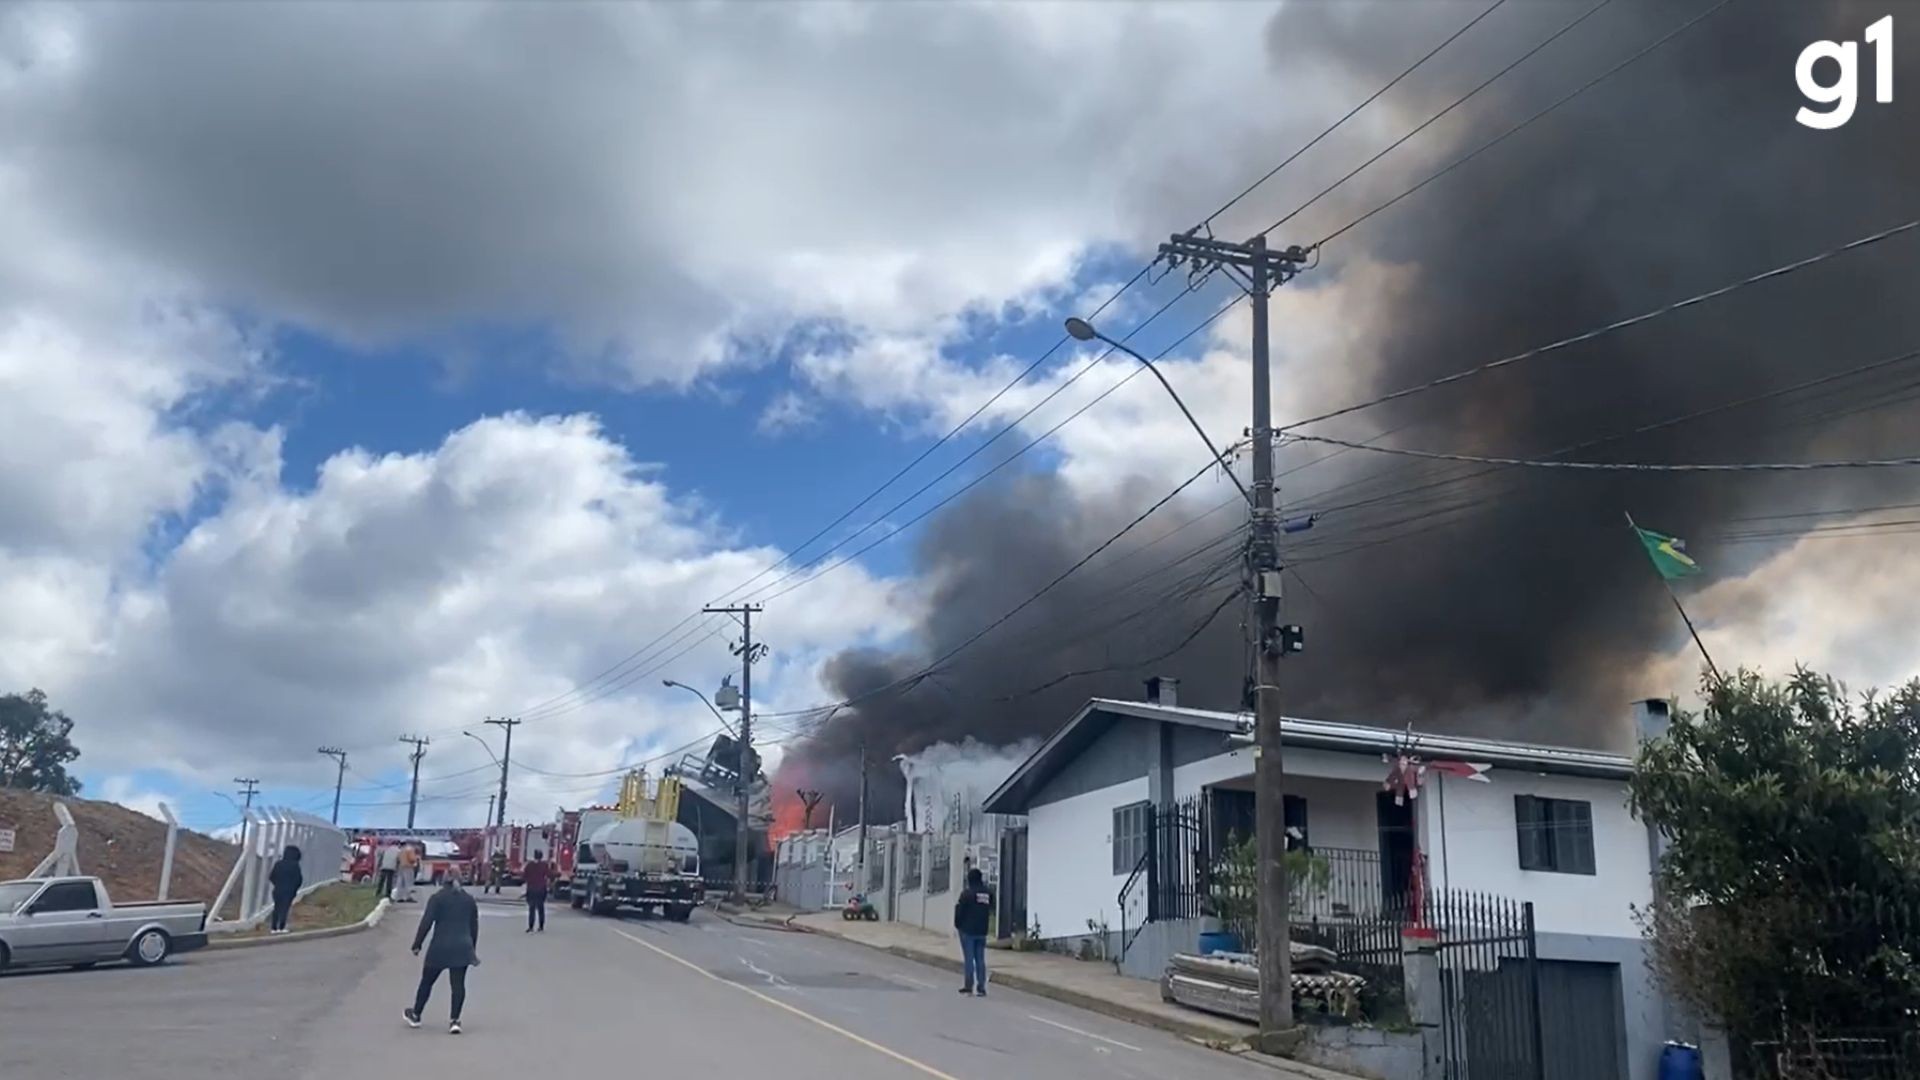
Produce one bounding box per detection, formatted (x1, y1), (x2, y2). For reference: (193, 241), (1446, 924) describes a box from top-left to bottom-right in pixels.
(54, 413), (908, 798)
(1640, 527), (1920, 703)
(95, 776), (171, 823)
(0, 0), (1442, 387)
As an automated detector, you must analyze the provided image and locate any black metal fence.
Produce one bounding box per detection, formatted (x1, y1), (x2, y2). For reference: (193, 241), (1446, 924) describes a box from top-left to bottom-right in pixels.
(1746, 1029), (1920, 1079)
(928, 839), (951, 895)
(1431, 891), (1543, 1080)
(901, 835), (922, 891)
(866, 840), (886, 891)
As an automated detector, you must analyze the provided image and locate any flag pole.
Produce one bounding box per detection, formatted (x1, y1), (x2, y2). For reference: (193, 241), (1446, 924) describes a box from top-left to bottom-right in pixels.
(1624, 511), (1722, 684)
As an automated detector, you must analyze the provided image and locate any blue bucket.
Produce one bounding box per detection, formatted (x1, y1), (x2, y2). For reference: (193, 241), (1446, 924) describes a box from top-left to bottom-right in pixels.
(1659, 1042), (1703, 1080)
(1196, 930), (1242, 955)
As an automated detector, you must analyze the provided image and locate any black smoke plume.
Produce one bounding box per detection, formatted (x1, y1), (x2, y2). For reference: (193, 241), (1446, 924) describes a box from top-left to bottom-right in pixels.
(785, 1), (1920, 816)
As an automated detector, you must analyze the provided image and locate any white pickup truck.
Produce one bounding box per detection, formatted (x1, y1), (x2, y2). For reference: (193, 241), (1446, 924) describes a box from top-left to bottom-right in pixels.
(0, 876), (209, 972)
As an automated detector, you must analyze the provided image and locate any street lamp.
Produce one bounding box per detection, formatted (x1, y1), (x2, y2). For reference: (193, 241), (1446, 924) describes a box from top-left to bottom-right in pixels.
(463, 730), (501, 766)
(663, 679), (738, 737)
(1064, 316), (1252, 505)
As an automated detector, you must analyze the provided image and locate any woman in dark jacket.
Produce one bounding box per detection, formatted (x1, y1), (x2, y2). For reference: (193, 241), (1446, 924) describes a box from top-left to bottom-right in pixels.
(405, 872), (480, 1034)
(267, 845), (303, 935)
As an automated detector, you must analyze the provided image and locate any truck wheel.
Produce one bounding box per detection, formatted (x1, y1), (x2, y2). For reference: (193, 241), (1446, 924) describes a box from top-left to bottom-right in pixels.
(667, 905), (692, 923)
(127, 928), (172, 967)
(570, 891), (585, 910)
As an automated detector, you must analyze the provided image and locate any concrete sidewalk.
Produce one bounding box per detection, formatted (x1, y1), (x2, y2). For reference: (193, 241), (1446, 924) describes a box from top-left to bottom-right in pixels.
(716, 904), (1364, 1080)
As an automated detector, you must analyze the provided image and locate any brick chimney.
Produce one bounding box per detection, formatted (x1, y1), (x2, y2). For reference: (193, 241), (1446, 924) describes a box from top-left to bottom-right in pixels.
(1144, 676), (1179, 708)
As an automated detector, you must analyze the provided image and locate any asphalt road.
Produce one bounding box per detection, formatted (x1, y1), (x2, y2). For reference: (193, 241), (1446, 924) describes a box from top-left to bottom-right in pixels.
(0, 893), (1279, 1080)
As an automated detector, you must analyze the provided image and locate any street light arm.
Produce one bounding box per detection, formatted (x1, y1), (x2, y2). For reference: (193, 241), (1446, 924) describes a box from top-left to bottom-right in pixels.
(462, 730), (502, 767)
(1068, 319), (1254, 506)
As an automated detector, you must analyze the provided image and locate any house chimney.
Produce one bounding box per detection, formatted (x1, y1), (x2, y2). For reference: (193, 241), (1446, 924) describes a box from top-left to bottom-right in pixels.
(1145, 676), (1179, 708)
(1632, 698), (1673, 747)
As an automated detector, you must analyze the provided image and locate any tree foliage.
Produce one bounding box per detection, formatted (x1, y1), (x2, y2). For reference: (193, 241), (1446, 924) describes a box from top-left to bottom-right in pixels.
(0, 688), (83, 795)
(1630, 668), (1920, 1037)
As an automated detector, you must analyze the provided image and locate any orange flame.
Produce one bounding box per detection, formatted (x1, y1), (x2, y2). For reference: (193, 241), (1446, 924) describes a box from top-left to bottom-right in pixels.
(768, 761), (814, 845)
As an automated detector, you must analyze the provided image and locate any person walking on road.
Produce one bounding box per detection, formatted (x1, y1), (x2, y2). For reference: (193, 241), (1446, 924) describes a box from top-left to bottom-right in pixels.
(376, 842), (399, 899)
(488, 848), (507, 895)
(396, 843), (422, 903)
(405, 871), (480, 1035)
(953, 866), (994, 997)
(267, 845), (303, 935)
(521, 852), (551, 933)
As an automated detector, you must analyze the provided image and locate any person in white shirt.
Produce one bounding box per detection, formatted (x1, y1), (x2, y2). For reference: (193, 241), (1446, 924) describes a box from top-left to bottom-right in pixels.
(377, 843), (401, 899)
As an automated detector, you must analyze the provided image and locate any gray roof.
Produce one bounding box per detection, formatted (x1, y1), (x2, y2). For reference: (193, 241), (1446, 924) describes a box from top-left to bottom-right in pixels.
(982, 697), (1634, 815)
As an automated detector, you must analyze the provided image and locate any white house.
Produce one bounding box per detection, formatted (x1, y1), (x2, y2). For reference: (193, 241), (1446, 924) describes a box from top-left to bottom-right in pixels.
(982, 679), (1678, 1080)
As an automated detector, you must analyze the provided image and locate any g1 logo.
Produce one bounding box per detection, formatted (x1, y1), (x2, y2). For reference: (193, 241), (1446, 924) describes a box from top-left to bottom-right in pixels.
(1796, 15), (1893, 129)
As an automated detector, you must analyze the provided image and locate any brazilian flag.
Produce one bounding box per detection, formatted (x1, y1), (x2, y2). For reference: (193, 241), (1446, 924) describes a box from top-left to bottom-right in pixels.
(1633, 526), (1699, 581)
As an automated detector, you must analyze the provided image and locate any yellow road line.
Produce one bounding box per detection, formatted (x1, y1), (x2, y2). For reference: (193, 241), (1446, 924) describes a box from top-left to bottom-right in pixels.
(612, 927), (961, 1079)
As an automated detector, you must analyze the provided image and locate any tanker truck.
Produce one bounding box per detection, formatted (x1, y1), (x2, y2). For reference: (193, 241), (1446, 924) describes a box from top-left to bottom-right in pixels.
(568, 769), (703, 921)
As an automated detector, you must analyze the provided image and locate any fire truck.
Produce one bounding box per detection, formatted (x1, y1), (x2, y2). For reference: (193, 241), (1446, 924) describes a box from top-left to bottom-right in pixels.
(346, 829), (482, 884)
(476, 822), (558, 886)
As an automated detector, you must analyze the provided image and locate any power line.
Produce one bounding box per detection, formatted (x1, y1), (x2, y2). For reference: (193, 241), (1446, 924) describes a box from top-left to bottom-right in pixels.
(1264, 0), (1616, 237)
(1277, 217), (1920, 435)
(1282, 433), (1920, 473)
(742, 282), (1215, 606)
(757, 451), (1233, 721)
(1313, 0), (1734, 247)
(1201, 0), (1513, 229)
(754, 294), (1246, 607)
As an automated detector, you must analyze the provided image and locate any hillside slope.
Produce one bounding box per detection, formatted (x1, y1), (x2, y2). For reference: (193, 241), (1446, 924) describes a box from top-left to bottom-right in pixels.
(0, 788), (239, 902)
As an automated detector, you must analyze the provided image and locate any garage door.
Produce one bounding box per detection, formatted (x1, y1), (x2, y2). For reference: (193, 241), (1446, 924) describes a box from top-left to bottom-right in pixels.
(1538, 960), (1625, 1080)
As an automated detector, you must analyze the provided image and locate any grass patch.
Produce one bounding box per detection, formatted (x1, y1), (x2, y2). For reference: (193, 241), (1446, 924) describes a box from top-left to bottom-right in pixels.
(235, 882), (380, 938)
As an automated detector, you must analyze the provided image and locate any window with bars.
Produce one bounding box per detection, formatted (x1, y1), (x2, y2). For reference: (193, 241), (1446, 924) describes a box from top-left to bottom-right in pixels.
(1514, 794), (1596, 875)
(1113, 801), (1151, 875)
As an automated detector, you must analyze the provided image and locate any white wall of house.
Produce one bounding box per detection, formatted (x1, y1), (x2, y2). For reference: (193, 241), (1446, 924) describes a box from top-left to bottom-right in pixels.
(1427, 769), (1651, 939)
(1025, 776), (1147, 940)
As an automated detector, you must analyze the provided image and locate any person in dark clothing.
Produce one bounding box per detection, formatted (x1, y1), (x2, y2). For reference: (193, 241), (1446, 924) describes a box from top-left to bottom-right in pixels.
(267, 845), (303, 935)
(488, 850), (507, 895)
(521, 853), (551, 933)
(953, 866), (994, 996)
(405, 872), (481, 1035)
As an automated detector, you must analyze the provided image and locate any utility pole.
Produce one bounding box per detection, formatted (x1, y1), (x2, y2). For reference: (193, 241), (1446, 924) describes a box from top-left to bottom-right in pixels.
(234, 777), (260, 816)
(484, 717), (520, 828)
(855, 741), (869, 880)
(485, 794), (496, 831)
(704, 603), (764, 901)
(316, 747), (348, 825)
(398, 735), (430, 829)
(1158, 230), (1310, 1040)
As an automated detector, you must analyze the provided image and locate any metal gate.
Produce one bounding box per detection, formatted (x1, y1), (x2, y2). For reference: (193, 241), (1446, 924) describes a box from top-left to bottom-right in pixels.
(997, 826), (1027, 939)
(1432, 891), (1544, 1080)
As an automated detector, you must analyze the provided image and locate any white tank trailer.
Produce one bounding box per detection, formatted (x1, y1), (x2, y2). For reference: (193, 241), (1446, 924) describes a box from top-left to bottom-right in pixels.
(570, 817), (703, 921)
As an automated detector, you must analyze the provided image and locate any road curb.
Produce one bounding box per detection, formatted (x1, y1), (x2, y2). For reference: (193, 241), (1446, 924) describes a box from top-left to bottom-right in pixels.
(208, 897), (391, 950)
(756, 916), (1247, 1049)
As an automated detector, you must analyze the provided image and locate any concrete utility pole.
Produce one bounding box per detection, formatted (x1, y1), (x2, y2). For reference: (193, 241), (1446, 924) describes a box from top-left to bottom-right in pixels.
(704, 603), (764, 901)
(484, 717), (520, 828)
(398, 735), (430, 829)
(316, 746), (348, 825)
(1153, 230), (1310, 1039)
(485, 794), (496, 830)
(855, 741), (869, 879)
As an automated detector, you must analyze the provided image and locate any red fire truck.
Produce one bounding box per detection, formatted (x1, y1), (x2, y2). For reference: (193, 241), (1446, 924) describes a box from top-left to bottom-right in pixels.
(476, 822), (558, 886)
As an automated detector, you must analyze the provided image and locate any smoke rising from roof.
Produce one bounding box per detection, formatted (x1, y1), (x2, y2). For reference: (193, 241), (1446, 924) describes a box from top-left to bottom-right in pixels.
(781, 0), (1920, 816)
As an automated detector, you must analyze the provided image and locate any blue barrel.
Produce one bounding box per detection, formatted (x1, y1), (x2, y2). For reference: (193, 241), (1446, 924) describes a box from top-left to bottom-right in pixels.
(1659, 1042), (1703, 1080)
(1196, 931), (1241, 955)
